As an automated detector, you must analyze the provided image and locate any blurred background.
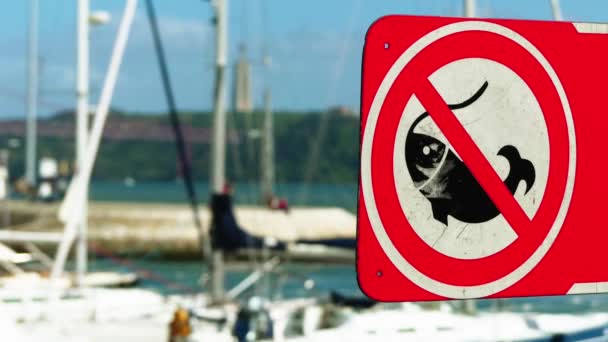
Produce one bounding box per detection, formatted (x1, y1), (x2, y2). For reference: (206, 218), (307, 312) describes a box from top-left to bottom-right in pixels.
(0, 0), (606, 341)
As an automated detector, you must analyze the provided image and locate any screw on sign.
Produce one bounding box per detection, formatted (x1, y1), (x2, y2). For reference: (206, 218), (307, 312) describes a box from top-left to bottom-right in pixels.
(357, 15), (608, 302)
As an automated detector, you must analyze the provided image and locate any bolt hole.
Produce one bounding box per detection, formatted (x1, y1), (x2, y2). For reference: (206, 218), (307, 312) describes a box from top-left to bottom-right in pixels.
(384, 42), (390, 49)
(376, 271), (383, 277)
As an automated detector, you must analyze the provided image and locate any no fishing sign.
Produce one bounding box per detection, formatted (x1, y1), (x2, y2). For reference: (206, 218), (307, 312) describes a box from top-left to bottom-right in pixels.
(357, 15), (608, 301)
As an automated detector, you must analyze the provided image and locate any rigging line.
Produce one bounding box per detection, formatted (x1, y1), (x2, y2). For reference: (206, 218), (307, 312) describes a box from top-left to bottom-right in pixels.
(228, 61), (255, 204)
(259, 2), (276, 180)
(144, 0), (208, 257)
(88, 241), (199, 294)
(226, 107), (249, 203)
(298, 0), (363, 204)
(257, 0), (293, 196)
(226, 113), (241, 179)
(258, 0), (267, 63)
(225, 58), (244, 196)
(232, 2), (268, 201)
(235, 2), (258, 205)
(238, 0), (261, 266)
(232, 53), (256, 201)
(256, 1), (300, 135)
(240, 0), (250, 46)
(231, 0), (269, 285)
(259, 0), (274, 113)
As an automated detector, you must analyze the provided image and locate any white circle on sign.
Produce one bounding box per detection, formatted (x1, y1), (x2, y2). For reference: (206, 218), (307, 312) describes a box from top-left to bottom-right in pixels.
(360, 20), (576, 299)
(393, 58), (550, 260)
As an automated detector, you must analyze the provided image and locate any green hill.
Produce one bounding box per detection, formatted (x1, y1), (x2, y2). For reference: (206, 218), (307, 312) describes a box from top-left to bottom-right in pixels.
(0, 110), (360, 184)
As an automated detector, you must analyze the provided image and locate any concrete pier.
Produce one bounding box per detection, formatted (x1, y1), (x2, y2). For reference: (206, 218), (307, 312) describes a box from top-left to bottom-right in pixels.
(1, 200), (356, 259)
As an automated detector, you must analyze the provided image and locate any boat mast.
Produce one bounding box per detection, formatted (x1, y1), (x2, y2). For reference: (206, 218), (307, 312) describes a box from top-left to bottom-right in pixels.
(260, 55), (273, 203)
(75, 0), (90, 289)
(464, 0), (476, 18)
(25, 0), (39, 187)
(52, 0), (137, 284)
(550, 0), (563, 21)
(210, 0), (229, 303)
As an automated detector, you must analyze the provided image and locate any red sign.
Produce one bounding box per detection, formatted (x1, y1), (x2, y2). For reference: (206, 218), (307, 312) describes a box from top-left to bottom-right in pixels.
(358, 15), (608, 301)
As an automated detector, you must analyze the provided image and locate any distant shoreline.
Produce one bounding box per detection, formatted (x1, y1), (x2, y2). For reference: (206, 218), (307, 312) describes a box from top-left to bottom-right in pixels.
(0, 109), (359, 184)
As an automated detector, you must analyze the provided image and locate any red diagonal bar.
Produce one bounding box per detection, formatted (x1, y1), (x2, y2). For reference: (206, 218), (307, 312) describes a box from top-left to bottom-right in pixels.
(415, 79), (532, 236)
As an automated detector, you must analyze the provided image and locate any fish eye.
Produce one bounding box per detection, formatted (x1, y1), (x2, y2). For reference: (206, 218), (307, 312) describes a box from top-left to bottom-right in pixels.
(422, 146), (431, 156)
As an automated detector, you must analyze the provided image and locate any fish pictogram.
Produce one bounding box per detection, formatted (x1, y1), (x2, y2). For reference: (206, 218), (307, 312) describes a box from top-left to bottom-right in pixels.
(405, 81), (536, 225)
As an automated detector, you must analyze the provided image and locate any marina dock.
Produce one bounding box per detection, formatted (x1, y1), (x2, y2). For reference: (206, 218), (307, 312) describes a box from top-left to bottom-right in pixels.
(0, 200), (356, 259)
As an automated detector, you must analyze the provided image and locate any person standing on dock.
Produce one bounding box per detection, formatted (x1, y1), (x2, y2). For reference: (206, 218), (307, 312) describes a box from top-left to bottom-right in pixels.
(265, 194), (289, 213)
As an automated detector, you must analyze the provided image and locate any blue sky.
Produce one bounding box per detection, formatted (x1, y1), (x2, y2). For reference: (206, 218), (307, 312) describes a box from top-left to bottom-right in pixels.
(0, 0), (606, 117)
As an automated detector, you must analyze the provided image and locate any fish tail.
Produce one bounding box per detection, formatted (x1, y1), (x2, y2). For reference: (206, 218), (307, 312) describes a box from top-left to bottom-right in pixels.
(498, 145), (536, 194)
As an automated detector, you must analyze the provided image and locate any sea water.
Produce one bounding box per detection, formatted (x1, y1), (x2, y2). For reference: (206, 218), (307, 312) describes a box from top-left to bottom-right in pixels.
(90, 180), (358, 212)
(85, 181), (608, 314)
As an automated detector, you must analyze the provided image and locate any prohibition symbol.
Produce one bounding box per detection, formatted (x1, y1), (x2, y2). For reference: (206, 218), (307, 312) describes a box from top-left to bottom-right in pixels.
(359, 20), (577, 299)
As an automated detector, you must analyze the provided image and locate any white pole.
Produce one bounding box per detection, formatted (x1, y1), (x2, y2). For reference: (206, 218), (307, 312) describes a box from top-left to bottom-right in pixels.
(52, 0), (137, 282)
(211, 0), (228, 194)
(210, 0), (228, 303)
(550, 0), (563, 21)
(259, 73), (273, 299)
(464, 0), (476, 18)
(25, 0), (39, 186)
(260, 87), (273, 201)
(75, 0), (90, 289)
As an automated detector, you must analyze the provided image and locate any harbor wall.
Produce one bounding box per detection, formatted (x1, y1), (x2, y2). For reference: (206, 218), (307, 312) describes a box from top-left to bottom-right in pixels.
(2, 200), (356, 260)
